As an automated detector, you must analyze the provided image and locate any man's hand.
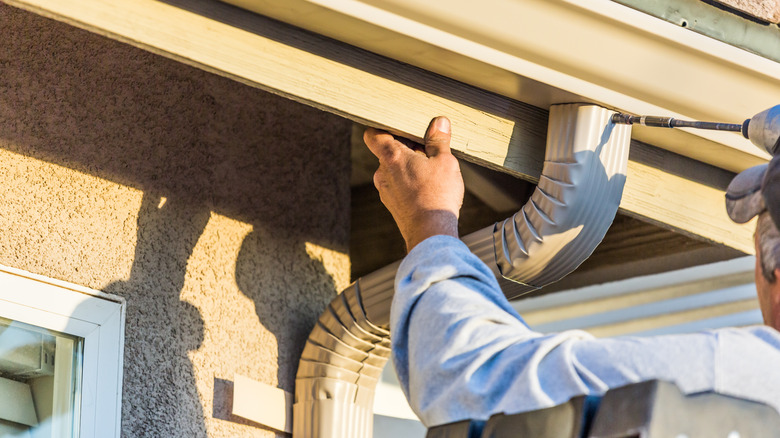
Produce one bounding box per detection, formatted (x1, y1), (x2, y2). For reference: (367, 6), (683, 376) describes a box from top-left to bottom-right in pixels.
(364, 117), (464, 252)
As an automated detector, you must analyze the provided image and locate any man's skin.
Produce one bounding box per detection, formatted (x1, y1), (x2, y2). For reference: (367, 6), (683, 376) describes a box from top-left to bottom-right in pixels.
(754, 234), (780, 330)
(365, 116), (780, 330)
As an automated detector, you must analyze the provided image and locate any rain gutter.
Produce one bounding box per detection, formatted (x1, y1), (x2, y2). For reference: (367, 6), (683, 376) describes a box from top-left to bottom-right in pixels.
(294, 103), (632, 436)
(223, 0), (780, 172)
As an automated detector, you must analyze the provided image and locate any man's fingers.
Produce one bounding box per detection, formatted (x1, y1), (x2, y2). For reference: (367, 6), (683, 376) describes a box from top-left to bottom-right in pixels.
(393, 135), (426, 154)
(364, 127), (405, 162)
(424, 116), (452, 157)
(364, 117), (451, 161)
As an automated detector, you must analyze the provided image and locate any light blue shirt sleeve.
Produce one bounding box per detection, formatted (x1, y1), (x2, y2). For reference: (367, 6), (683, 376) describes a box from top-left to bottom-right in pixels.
(391, 235), (780, 427)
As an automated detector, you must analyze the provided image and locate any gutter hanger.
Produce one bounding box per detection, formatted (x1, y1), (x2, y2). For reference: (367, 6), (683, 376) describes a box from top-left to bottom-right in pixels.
(293, 103), (632, 436)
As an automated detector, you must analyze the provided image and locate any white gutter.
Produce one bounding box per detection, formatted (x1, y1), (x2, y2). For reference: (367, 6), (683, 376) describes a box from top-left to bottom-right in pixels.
(224, 0), (780, 172)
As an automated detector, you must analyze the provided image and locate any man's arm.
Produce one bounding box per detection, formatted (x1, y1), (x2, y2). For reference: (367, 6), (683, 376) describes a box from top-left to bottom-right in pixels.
(390, 234), (727, 426)
(363, 118), (780, 427)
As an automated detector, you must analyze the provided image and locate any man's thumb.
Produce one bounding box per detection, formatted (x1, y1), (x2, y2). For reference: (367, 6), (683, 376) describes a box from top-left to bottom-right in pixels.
(424, 116), (452, 157)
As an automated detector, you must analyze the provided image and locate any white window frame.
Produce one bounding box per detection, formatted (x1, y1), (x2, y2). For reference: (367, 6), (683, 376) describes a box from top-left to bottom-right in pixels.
(0, 264), (125, 438)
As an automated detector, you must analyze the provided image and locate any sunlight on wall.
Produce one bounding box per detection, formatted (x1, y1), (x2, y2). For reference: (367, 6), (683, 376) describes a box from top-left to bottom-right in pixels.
(179, 214), (352, 436)
(179, 213), (270, 435)
(0, 148), (142, 288)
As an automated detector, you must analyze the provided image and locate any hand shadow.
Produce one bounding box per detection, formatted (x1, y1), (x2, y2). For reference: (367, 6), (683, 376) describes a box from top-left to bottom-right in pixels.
(103, 193), (210, 437)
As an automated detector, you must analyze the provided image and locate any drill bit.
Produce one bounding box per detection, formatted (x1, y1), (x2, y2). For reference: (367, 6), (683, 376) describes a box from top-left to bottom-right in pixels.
(611, 113), (744, 133)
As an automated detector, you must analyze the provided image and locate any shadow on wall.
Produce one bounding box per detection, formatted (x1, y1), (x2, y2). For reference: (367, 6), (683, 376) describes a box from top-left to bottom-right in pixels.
(103, 195), (211, 436)
(0, 4), (351, 437)
(212, 227), (344, 429)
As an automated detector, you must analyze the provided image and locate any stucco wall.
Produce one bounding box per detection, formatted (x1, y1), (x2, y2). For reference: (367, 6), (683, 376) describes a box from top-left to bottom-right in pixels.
(0, 4), (351, 437)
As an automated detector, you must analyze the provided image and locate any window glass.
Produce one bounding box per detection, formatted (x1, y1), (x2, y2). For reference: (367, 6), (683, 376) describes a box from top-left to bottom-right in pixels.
(0, 317), (83, 438)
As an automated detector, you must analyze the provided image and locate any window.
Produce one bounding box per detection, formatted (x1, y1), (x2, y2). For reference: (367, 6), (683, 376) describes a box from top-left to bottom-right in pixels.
(0, 265), (125, 438)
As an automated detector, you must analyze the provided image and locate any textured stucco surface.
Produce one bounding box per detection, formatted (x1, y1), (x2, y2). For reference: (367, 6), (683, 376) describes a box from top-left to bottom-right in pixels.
(0, 4), (351, 437)
(713, 0), (780, 22)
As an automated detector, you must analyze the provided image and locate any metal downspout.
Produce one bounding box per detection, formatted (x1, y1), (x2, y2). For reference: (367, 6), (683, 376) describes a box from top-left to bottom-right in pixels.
(293, 103), (632, 437)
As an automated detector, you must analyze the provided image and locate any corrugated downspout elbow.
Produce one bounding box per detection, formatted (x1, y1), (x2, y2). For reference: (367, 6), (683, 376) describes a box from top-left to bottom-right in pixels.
(293, 103), (632, 437)
(465, 104), (632, 299)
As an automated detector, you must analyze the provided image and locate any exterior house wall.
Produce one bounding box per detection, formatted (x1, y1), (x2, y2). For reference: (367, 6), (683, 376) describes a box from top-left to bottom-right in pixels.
(0, 4), (351, 437)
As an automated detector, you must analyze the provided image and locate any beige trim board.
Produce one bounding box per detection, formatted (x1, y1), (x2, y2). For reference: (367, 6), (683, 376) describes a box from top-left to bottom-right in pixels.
(1, 0), (755, 253)
(232, 374), (293, 433)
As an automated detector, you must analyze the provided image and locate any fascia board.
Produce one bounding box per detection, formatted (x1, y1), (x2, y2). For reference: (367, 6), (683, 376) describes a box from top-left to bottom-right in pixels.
(224, 0), (779, 172)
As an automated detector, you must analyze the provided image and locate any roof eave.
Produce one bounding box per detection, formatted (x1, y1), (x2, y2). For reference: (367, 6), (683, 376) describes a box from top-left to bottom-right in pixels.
(225, 0), (779, 172)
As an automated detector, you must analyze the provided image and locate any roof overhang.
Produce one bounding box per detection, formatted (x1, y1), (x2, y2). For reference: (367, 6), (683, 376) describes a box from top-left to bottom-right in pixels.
(223, 0), (779, 172)
(2, 0), (766, 253)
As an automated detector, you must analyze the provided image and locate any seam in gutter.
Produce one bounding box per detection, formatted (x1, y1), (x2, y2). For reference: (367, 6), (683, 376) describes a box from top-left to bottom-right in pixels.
(293, 103), (632, 436)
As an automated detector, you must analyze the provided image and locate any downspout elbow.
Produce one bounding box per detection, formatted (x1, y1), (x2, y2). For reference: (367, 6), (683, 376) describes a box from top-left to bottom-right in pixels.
(492, 103), (631, 298)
